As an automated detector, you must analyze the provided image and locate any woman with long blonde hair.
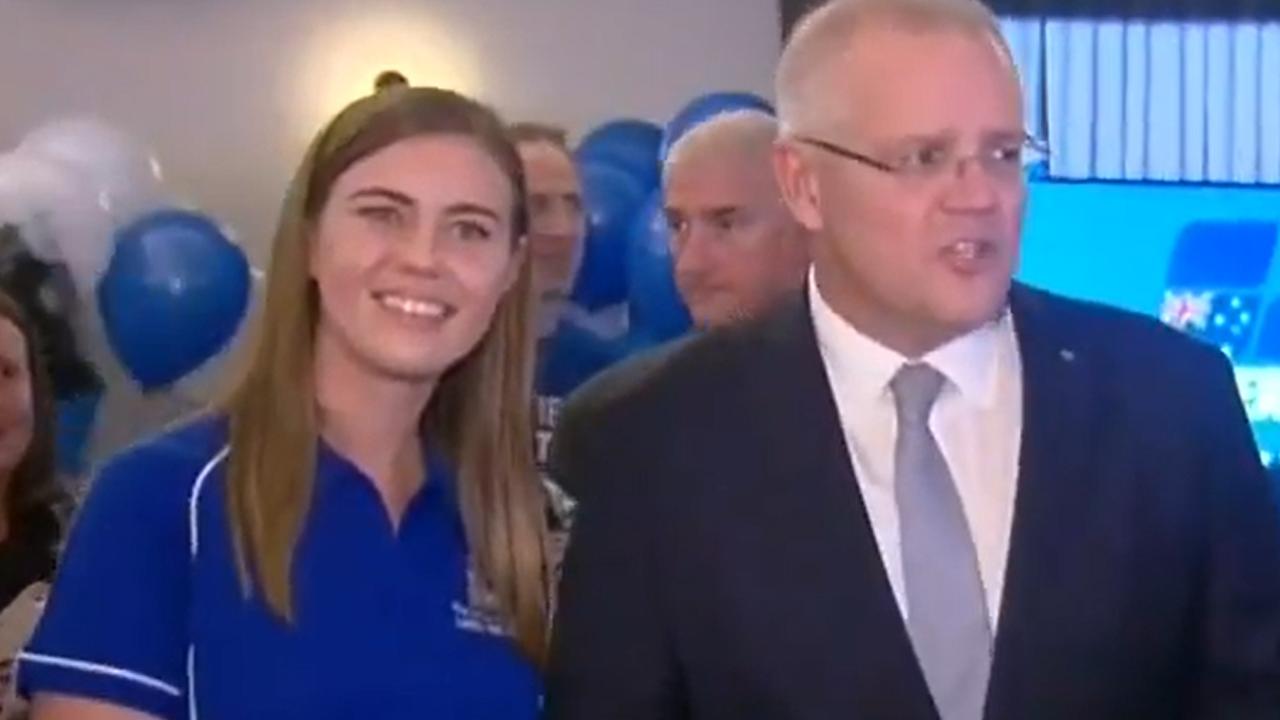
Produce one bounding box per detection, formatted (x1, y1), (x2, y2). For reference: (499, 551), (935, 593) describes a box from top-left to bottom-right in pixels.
(18, 86), (549, 719)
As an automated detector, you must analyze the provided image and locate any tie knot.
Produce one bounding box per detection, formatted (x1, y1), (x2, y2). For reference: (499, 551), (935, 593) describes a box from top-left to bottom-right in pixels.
(891, 363), (945, 426)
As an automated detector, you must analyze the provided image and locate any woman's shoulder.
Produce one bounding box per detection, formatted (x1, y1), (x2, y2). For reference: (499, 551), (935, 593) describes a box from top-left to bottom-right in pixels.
(86, 415), (231, 520)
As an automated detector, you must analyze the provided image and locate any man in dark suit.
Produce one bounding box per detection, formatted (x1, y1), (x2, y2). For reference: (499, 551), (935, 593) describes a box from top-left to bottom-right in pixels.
(544, 0), (1280, 718)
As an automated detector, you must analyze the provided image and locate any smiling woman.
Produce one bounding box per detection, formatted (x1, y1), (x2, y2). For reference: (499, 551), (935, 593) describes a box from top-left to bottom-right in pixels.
(17, 87), (548, 720)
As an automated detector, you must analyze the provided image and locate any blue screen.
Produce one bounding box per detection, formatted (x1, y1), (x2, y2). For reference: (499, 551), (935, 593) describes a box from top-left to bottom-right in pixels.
(1018, 180), (1280, 464)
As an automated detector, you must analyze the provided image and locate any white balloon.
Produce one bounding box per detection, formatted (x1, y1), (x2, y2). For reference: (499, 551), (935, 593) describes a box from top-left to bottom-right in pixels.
(0, 151), (115, 297)
(19, 116), (166, 222)
(0, 152), (70, 259)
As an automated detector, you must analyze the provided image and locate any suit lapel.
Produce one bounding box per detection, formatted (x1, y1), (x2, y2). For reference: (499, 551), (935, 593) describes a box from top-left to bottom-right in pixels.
(984, 285), (1101, 719)
(737, 296), (937, 718)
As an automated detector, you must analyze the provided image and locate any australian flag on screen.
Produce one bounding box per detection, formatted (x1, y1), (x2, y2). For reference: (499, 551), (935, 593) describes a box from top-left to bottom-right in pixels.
(1160, 220), (1280, 361)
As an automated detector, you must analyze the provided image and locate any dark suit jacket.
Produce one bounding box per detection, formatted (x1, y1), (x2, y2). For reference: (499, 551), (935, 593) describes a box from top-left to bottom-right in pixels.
(545, 284), (1280, 720)
(548, 335), (692, 502)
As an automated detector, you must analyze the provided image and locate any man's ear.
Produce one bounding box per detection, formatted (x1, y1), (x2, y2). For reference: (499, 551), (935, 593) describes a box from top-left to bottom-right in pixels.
(773, 139), (825, 234)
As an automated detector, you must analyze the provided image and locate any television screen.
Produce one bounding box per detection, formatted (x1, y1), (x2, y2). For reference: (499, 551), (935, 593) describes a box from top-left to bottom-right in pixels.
(1018, 180), (1280, 464)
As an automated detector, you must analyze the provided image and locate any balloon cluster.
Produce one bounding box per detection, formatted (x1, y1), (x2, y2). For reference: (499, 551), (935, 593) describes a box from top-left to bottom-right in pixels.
(568, 91), (774, 357)
(0, 117), (253, 473)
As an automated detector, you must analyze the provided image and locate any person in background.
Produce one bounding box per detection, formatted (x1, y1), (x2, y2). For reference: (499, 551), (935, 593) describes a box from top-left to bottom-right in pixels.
(507, 122), (618, 396)
(548, 110), (810, 501)
(0, 290), (63, 716)
(507, 123), (585, 346)
(0, 225), (103, 485)
(20, 86), (549, 719)
(506, 123), (603, 540)
(545, 0), (1280, 716)
(664, 109), (810, 329)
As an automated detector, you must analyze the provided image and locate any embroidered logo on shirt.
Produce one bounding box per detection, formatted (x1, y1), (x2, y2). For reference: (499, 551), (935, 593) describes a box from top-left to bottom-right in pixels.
(452, 565), (511, 638)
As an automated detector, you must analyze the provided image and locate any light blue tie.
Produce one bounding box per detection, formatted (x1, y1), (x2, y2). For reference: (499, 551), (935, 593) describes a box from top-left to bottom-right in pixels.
(892, 363), (992, 720)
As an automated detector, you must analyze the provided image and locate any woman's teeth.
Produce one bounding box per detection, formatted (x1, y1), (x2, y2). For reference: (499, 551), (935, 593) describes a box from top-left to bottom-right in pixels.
(375, 293), (450, 318)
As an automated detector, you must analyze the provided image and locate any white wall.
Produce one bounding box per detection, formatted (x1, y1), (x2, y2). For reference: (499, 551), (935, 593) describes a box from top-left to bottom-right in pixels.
(0, 0), (780, 464)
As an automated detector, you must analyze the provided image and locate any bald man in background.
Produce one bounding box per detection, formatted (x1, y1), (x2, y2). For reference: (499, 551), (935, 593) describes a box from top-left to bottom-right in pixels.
(665, 109), (811, 328)
(548, 110), (810, 501)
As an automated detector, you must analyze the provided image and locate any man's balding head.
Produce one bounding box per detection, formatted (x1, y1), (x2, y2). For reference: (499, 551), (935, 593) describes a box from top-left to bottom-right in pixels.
(772, 0), (1028, 357)
(664, 110), (780, 186)
(776, 0), (1015, 138)
(662, 110), (810, 328)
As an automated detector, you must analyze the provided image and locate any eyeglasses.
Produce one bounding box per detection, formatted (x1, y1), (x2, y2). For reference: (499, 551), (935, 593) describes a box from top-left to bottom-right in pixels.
(793, 133), (1050, 182)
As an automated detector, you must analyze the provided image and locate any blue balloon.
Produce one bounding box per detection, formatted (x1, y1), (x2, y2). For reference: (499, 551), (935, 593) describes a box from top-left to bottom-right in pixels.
(98, 208), (251, 390)
(660, 91), (775, 162)
(626, 191), (691, 343)
(575, 119), (663, 192)
(571, 161), (647, 310)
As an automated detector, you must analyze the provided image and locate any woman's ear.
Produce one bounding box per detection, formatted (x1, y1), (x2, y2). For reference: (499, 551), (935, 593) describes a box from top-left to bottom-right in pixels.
(305, 221), (322, 281)
(504, 235), (529, 293)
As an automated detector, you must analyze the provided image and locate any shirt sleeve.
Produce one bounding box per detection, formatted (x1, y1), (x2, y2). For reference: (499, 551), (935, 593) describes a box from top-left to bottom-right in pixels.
(16, 440), (199, 719)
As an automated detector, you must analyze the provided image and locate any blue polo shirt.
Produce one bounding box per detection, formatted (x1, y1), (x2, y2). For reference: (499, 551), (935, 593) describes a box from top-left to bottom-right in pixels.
(17, 418), (541, 719)
(534, 316), (624, 401)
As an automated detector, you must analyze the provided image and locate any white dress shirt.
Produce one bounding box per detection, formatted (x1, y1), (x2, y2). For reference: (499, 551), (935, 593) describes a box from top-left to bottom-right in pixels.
(809, 272), (1023, 628)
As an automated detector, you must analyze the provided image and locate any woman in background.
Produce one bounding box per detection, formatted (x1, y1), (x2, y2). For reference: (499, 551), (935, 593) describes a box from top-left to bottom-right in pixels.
(0, 290), (64, 716)
(20, 86), (549, 719)
(0, 291), (61, 612)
